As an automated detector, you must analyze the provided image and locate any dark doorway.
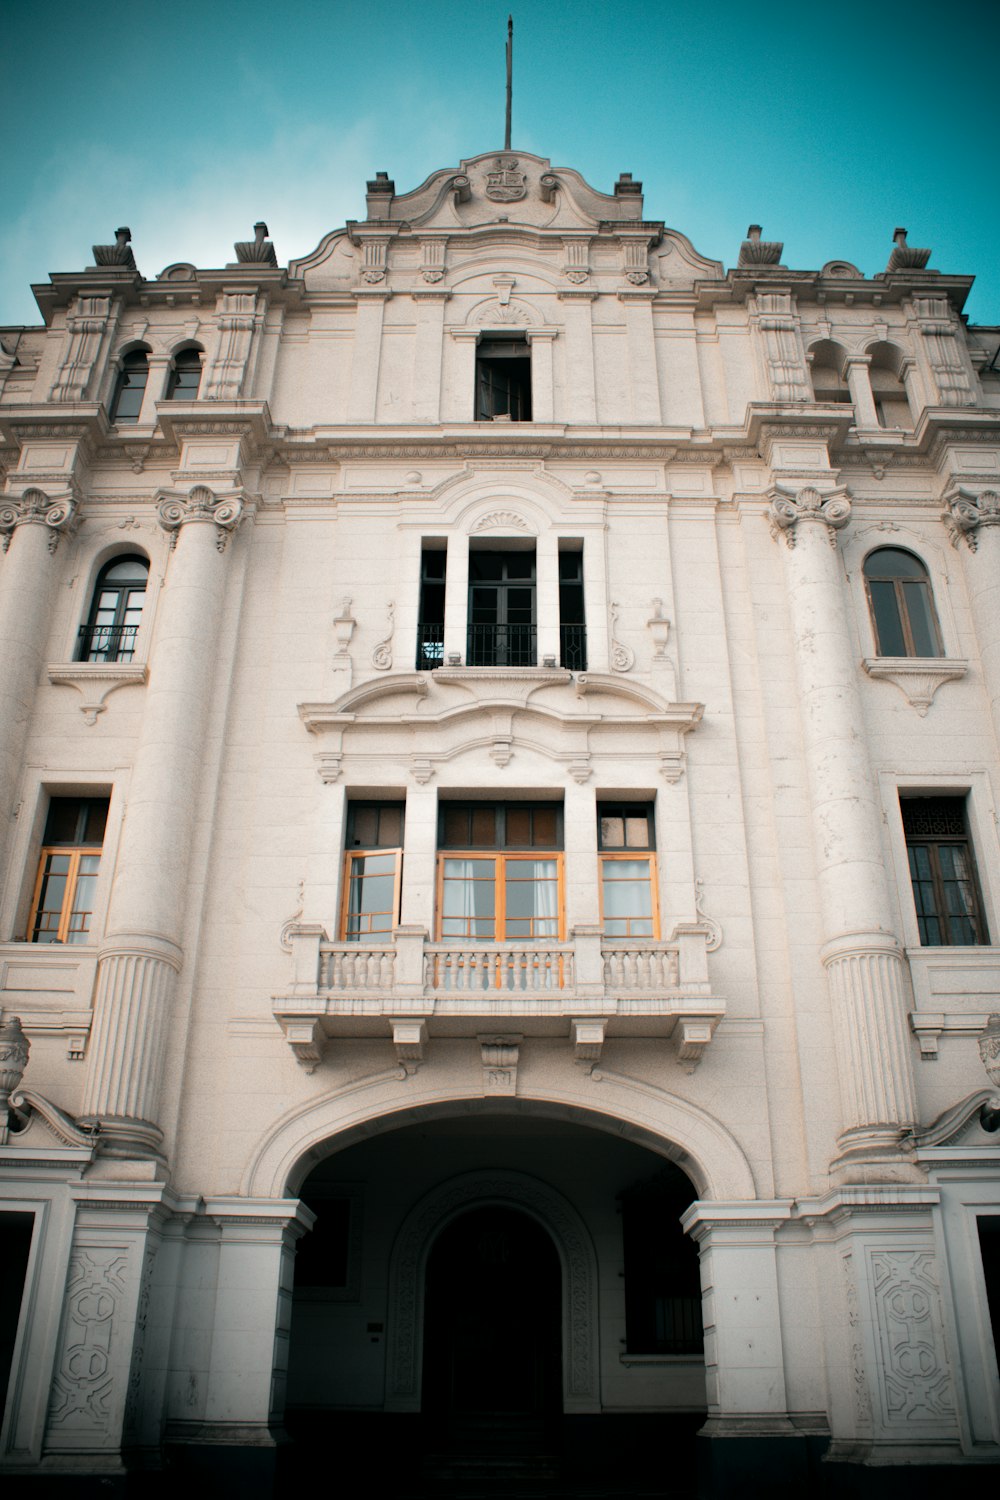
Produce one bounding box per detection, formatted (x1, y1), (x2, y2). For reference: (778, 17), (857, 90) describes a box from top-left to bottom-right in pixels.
(422, 1205), (562, 1420)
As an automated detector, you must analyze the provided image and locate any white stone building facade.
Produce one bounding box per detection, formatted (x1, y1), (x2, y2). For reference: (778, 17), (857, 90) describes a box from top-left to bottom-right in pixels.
(1, 150), (999, 1495)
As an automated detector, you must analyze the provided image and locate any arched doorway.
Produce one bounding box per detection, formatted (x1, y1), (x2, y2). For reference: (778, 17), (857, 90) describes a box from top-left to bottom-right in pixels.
(282, 1111), (707, 1494)
(422, 1205), (562, 1423)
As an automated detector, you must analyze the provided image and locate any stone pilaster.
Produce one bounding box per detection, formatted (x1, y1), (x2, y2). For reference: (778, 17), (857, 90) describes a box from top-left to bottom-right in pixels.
(0, 486), (78, 852)
(750, 289), (811, 403)
(81, 486), (248, 1151)
(51, 293), (118, 403)
(910, 293), (977, 407)
(769, 483), (918, 1175)
(942, 486), (1000, 755)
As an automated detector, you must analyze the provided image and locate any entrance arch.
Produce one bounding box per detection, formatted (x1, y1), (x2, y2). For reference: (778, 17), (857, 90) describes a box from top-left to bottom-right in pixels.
(243, 1081), (757, 1204)
(386, 1169), (599, 1413)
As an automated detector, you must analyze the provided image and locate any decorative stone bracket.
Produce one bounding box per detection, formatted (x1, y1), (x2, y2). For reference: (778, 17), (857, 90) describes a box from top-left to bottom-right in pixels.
(47, 661), (148, 725)
(862, 657), (967, 715)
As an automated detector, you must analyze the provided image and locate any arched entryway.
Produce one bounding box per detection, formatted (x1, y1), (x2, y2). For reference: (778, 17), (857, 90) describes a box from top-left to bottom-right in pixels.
(282, 1109), (706, 1495)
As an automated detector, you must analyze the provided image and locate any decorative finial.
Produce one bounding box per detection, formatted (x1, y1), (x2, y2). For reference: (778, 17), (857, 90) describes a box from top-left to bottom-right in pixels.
(738, 224), (783, 267)
(886, 227), (932, 273)
(234, 222), (278, 267)
(92, 226), (137, 269)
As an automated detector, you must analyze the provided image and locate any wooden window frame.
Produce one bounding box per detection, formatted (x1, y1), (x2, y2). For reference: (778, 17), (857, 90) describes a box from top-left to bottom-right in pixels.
(340, 848), (403, 941)
(598, 851), (660, 939)
(28, 848), (103, 944)
(863, 550), (944, 659)
(901, 795), (990, 947)
(597, 802), (659, 939)
(435, 851), (566, 944)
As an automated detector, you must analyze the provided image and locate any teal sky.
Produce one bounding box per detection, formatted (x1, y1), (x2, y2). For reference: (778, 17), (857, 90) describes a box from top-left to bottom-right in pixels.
(3, 0), (999, 326)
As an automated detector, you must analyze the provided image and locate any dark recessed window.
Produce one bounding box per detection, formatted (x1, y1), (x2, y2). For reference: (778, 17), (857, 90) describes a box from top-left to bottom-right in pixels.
(110, 349), (149, 424)
(864, 549), (943, 658)
(417, 545), (446, 669)
(620, 1168), (703, 1356)
(558, 547), (587, 670)
(77, 554), (148, 663)
(901, 796), (989, 946)
(476, 334), (531, 421)
(165, 346), (202, 400)
(467, 548), (536, 666)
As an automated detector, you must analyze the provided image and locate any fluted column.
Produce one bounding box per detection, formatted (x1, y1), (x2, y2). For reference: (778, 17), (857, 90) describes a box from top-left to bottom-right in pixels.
(81, 484), (247, 1150)
(769, 483), (917, 1173)
(943, 487), (1000, 755)
(0, 488), (77, 848)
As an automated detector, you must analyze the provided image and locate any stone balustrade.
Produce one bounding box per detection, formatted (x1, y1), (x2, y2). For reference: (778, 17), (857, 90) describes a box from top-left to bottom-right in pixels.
(273, 923), (723, 1070)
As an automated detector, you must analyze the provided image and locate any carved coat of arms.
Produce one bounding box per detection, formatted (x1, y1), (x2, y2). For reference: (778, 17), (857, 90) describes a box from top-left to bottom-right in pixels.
(485, 158), (527, 202)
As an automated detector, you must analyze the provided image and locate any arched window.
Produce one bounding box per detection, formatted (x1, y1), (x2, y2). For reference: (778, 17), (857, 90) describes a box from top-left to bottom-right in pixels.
(863, 548), (942, 657)
(165, 345), (202, 400)
(109, 348), (149, 424)
(77, 554), (149, 662)
(809, 340), (851, 404)
(869, 343), (913, 429)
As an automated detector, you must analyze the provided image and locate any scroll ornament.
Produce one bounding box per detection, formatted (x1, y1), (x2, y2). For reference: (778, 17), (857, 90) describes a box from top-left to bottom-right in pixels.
(0, 488), (78, 553)
(768, 485), (852, 548)
(942, 488), (1000, 552)
(156, 486), (246, 552)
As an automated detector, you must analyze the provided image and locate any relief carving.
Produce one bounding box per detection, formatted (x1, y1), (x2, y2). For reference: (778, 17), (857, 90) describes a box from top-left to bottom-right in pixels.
(870, 1252), (955, 1429)
(47, 1250), (128, 1435)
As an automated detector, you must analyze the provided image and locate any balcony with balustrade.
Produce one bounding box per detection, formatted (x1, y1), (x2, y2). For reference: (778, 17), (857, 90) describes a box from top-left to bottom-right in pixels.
(273, 922), (724, 1072)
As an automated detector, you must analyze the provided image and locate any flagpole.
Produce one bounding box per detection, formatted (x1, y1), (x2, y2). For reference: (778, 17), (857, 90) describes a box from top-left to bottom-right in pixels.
(505, 15), (513, 151)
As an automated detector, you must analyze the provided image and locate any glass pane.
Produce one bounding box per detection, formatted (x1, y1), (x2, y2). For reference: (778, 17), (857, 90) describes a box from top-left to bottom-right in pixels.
(442, 807), (468, 846)
(901, 580), (941, 657)
(869, 579), (906, 655)
(33, 854), (71, 941)
(625, 815), (650, 848)
(442, 858), (496, 939)
(346, 852), (397, 937)
(864, 548), (928, 581)
(505, 860), (558, 938)
(68, 854), (100, 942)
(600, 816), (625, 849)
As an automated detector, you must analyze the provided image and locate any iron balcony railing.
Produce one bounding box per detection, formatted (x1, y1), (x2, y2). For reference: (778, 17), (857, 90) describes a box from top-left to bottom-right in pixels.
(466, 622), (536, 667)
(76, 624), (139, 663)
(559, 624), (587, 671)
(416, 624), (444, 670)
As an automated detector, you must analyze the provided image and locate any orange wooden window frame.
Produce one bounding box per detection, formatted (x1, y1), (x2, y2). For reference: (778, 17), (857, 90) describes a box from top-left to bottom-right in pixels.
(28, 846), (103, 944)
(435, 852), (565, 942)
(340, 848), (403, 941)
(597, 852), (660, 938)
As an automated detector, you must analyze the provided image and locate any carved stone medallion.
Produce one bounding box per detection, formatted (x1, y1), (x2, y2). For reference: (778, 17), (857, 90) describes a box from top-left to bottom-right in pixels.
(485, 157), (527, 202)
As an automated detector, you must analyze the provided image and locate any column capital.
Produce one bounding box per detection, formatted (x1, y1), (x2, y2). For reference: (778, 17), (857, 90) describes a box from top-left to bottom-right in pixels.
(155, 483), (249, 552)
(941, 484), (1000, 551)
(0, 485), (79, 553)
(768, 482), (852, 548)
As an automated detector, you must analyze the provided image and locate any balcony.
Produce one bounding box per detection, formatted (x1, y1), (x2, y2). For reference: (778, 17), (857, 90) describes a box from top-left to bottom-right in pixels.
(0, 941), (99, 1060)
(273, 924), (723, 1073)
(559, 623), (587, 671)
(416, 623), (444, 670)
(76, 623), (139, 663)
(466, 622), (536, 667)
